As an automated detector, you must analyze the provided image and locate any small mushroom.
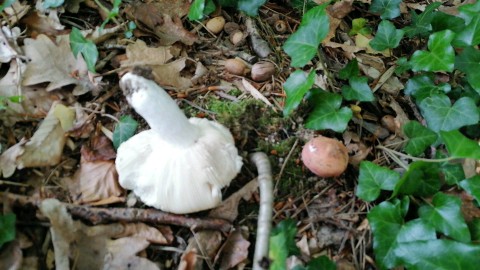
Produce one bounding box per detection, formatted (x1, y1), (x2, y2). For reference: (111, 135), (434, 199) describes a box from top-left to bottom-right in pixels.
(116, 73), (243, 214)
(301, 136), (349, 178)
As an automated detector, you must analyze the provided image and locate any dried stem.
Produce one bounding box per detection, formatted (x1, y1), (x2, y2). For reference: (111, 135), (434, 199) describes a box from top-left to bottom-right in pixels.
(250, 152), (274, 270)
(1, 192), (232, 232)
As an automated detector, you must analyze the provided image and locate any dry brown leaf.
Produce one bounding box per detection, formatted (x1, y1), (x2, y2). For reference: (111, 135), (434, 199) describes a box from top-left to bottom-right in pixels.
(125, 1), (197, 46)
(0, 27), (19, 63)
(324, 0), (354, 43)
(0, 241), (22, 270)
(21, 11), (65, 38)
(219, 230), (250, 269)
(22, 34), (101, 95)
(0, 102), (70, 178)
(116, 223), (173, 245)
(4, 1), (30, 25)
(240, 78), (274, 108)
(121, 40), (192, 89)
(39, 198), (160, 270)
(178, 249), (198, 270)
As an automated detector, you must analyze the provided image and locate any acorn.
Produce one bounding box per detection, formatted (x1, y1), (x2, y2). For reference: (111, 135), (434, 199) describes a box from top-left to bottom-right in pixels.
(229, 30), (246, 46)
(251, 61), (275, 82)
(206, 16), (225, 34)
(224, 58), (247, 76)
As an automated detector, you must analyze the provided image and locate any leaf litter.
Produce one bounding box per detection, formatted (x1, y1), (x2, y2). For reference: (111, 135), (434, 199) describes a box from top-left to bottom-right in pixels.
(1, 0), (480, 269)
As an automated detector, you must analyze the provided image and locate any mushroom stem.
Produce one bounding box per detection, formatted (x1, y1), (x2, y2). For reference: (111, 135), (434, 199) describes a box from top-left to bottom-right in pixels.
(120, 73), (200, 146)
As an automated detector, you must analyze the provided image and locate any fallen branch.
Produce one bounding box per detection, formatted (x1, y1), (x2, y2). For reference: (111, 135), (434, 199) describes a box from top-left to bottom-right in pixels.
(250, 152), (274, 270)
(1, 192), (232, 232)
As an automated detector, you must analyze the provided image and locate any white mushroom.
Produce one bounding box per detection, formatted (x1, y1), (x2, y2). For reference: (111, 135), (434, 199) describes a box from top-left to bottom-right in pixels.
(116, 73), (243, 214)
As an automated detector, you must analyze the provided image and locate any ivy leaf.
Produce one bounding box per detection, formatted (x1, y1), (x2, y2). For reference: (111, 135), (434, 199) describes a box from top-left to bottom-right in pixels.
(437, 152), (465, 185)
(369, 0), (401, 19)
(188, 0), (215, 20)
(404, 74), (451, 102)
(453, 16), (480, 47)
(394, 161), (441, 197)
(409, 30), (455, 72)
(43, 0), (64, 9)
(455, 46), (480, 93)
(283, 70), (315, 116)
(470, 219), (480, 241)
(356, 161), (400, 202)
(395, 239), (480, 270)
(459, 175), (480, 205)
(341, 76), (375, 102)
(305, 90), (352, 132)
(283, 4), (329, 67)
(458, 1), (480, 24)
(237, 0), (266, 16)
(395, 57), (410, 75)
(0, 0), (15, 13)
(69, 27), (98, 73)
(419, 94), (479, 132)
(349, 18), (372, 36)
(431, 12), (466, 33)
(0, 213), (15, 248)
(419, 193), (471, 242)
(338, 59), (359, 80)
(370, 20), (404, 51)
(113, 115), (138, 150)
(269, 219), (299, 270)
(403, 2), (442, 37)
(440, 130), (480, 159)
(403, 121), (438, 156)
(300, 256), (336, 270)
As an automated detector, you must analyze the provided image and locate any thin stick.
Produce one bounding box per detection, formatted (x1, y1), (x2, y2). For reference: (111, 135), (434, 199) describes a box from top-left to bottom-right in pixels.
(1, 192), (232, 232)
(250, 152), (273, 270)
(376, 145), (454, 163)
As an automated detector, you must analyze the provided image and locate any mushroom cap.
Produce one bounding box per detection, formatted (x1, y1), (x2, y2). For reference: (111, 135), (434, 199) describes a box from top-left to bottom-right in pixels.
(301, 136), (349, 178)
(116, 117), (243, 214)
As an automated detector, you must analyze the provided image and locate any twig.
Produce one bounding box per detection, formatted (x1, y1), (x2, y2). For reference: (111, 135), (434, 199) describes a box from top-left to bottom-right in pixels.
(0, 192), (232, 232)
(376, 145), (454, 163)
(250, 152), (274, 270)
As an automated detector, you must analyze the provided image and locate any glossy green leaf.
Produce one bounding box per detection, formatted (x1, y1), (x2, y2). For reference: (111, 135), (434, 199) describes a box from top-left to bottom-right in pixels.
(43, 0), (63, 8)
(289, 0), (317, 12)
(439, 159), (465, 185)
(470, 219), (480, 241)
(349, 18), (372, 36)
(395, 239), (480, 270)
(455, 46), (480, 93)
(341, 76), (375, 102)
(283, 70), (315, 116)
(283, 4), (329, 67)
(440, 130), (480, 159)
(188, 0), (206, 20)
(369, 0), (401, 19)
(409, 30), (455, 72)
(404, 74), (451, 102)
(356, 161), (400, 202)
(453, 16), (480, 47)
(269, 219), (299, 270)
(100, 0), (121, 29)
(304, 256), (336, 270)
(419, 95), (479, 132)
(394, 57), (410, 75)
(0, 213), (15, 248)
(237, 0), (266, 16)
(394, 161), (441, 197)
(431, 12), (466, 33)
(403, 121), (437, 156)
(419, 193), (470, 242)
(113, 115), (138, 150)
(370, 20), (404, 51)
(403, 2), (442, 37)
(459, 175), (480, 205)
(305, 90), (352, 132)
(338, 59), (359, 80)
(458, 1), (480, 24)
(70, 27), (98, 72)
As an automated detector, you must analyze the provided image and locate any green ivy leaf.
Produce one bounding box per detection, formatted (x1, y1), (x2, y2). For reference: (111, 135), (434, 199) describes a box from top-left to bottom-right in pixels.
(369, 0), (401, 19)
(369, 20), (404, 51)
(305, 90), (352, 132)
(470, 219), (480, 241)
(0, 213), (15, 248)
(396, 239), (480, 270)
(404, 74), (451, 102)
(349, 18), (372, 36)
(43, 0), (64, 9)
(403, 121), (437, 156)
(459, 175), (480, 205)
(237, 0), (266, 16)
(455, 46), (480, 93)
(100, 0), (121, 29)
(440, 130), (480, 159)
(289, 0), (317, 12)
(341, 76), (375, 102)
(431, 12), (466, 33)
(419, 95), (479, 132)
(297, 256), (336, 270)
(419, 193), (471, 242)
(283, 70), (315, 116)
(188, 0), (206, 20)
(394, 57), (410, 75)
(403, 2), (442, 37)
(356, 161), (400, 202)
(409, 30), (455, 72)
(283, 4), (329, 67)
(394, 161), (441, 197)
(69, 27), (98, 73)
(453, 16), (480, 47)
(438, 155), (465, 185)
(458, 1), (480, 24)
(269, 219), (299, 270)
(113, 115), (138, 150)
(338, 59), (359, 80)
(0, 0), (15, 13)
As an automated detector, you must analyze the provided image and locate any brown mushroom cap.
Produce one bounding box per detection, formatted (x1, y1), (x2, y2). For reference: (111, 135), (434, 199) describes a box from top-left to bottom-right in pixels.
(301, 136), (349, 178)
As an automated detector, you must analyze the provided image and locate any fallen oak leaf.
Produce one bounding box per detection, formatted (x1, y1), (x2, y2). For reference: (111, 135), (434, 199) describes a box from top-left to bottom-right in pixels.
(220, 229), (250, 269)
